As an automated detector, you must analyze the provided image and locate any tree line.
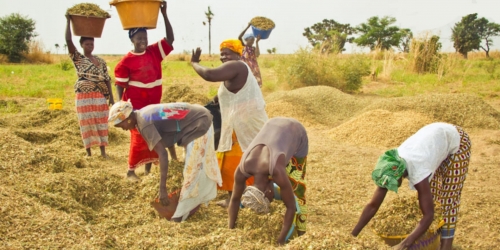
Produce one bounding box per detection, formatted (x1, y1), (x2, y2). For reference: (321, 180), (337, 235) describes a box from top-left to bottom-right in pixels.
(303, 13), (500, 58)
(0, 12), (499, 63)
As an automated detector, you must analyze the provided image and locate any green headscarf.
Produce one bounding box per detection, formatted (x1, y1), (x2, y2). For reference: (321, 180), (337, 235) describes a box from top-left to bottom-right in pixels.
(372, 149), (407, 193)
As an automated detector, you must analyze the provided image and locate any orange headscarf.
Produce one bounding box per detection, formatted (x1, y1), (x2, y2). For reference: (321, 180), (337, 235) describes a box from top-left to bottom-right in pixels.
(219, 39), (243, 55)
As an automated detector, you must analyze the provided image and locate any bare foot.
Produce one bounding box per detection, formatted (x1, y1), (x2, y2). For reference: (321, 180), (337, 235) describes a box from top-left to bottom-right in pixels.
(126, 171), (141, 182)
(216, 199), (230, 208)
(100, 154), (109, 159)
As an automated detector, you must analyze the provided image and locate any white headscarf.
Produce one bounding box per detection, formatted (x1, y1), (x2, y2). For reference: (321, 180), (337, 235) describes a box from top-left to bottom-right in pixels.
(241, 186), (270, 214)
(108, 100), (133, 125)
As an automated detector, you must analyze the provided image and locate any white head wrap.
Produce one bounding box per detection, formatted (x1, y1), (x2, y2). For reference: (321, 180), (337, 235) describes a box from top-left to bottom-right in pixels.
(241, 186), (270, 214)
(108, 100), (133, 125)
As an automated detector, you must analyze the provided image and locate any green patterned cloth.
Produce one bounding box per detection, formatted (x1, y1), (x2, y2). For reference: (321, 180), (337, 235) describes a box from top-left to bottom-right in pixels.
(372, 149), (407, 193)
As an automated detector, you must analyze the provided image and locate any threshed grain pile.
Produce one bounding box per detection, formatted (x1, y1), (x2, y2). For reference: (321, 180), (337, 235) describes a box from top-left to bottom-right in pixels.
(66, 3), (110, 18)
(372, 195), (443, 236)
(328, 109), (434, 148)
(250, 16), (275, 30)
(362, 93), (500, 130)
(265, 86), (371, 127)
(329, 93), (500, 148)
(162, 84), (210, 105)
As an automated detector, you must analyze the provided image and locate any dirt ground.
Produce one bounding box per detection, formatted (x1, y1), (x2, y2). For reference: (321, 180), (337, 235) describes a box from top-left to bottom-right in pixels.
(0, 83), (499, 249)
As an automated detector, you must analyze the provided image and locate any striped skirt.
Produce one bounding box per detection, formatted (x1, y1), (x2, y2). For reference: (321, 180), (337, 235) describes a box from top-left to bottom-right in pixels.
(430, 126), (471, 239)
(75, 92), (109, 149)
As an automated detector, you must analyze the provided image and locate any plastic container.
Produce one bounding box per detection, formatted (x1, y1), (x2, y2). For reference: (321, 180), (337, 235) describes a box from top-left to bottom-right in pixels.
(47, 98), (63, 110)
(109, 0), (162, 30)
(251, 25), (274, 40)
(375, 220), (445, 250)
(70, 15), (108, 38)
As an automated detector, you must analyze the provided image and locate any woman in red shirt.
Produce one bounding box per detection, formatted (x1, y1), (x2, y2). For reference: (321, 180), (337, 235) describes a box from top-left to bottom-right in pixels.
(114, 1), (176, 181)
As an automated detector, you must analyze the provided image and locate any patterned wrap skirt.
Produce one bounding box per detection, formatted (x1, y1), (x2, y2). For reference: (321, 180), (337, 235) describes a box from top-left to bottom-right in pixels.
(75, 91), (109, 149)
(430, 126), (471, 239)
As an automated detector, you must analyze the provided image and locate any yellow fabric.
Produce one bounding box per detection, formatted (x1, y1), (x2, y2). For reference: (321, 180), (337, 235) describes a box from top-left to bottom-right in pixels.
(217, 132), (253, 191)
(220, 39), (243, 55)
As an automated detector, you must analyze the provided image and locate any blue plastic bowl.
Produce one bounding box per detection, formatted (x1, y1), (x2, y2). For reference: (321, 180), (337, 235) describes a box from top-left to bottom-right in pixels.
(251, 25), (274, 40)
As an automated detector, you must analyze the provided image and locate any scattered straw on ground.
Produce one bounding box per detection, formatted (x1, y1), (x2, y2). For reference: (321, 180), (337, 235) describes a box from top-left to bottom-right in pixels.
(162, 84), (210, 105)
(1, 93), (499, 249)
(362, 93), (500, 129)
(328, 109), (434, 148)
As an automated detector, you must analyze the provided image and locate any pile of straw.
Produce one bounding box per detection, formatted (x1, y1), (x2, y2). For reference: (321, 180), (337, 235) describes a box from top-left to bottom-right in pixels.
(372, 195), (443, 236)
(265, 86), (370, 127)
(328, 109), (434, 148)
(67, 3), (110, 18)
(250, 17), (275, 30)
(362, 93), (500, 129)
(162, 84), (210, 105)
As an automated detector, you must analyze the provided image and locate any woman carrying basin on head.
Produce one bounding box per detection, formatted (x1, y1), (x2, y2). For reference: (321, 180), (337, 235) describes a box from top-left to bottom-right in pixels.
(238, 23), (262, 88)
(65, 14), (114, 158)
(114, 1), (177, 181)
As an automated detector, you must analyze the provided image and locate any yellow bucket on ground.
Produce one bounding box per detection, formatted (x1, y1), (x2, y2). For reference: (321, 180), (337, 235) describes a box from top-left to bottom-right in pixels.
(109, 0), (162, 30)
(47, 98), (63, 110)
(375, 220), (445, 250)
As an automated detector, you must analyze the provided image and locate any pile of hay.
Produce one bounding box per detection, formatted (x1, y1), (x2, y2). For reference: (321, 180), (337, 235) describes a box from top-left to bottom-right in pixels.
(67, 3), (110, 18)
(250, 16), (275, 30)
(162, 84), (210, 105)
(372, 195), (443, 236)
(362, 93), (500, 129)
(265, 86), (370, 127)
(328, 109), (434, 148)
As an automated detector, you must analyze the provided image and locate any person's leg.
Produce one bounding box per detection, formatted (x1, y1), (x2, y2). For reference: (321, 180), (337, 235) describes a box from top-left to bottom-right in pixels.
(85, 148), (91, 156)
(440, 238), (454, 250)
(439, 126), (471, 249)
(286, 156), (307, 237)
(144, 163), (152, 175)
(100, 146), (108, 158)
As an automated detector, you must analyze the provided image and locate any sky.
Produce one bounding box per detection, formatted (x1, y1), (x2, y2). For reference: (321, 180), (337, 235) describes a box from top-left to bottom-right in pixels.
(0, 0), (499, 55)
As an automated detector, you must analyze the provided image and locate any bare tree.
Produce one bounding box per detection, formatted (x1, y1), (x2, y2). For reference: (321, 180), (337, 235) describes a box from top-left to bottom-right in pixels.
(204, 6), (214, 56)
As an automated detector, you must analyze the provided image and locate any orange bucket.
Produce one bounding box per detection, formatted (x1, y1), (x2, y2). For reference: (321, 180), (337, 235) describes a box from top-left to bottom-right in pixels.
(109, 0), (162, 30)
(70, 15), (108, 38)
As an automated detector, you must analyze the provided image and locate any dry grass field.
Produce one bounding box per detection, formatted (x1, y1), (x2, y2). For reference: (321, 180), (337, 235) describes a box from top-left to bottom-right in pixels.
(0, 52), (499, 249)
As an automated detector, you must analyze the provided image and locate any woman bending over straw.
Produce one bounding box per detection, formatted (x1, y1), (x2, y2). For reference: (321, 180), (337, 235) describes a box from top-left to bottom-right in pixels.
(351, 122), (471, 250)
(228, 117), (308, 245)
(108, 100), (222, 222)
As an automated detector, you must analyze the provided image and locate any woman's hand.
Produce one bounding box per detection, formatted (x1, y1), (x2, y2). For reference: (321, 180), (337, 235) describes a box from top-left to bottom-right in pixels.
(108, 95), (115, 106)
(160, 1), (167, 16)
(191, 47), (202, 63)
(256, 35), (261, 42)
(159, 189), (170, 206)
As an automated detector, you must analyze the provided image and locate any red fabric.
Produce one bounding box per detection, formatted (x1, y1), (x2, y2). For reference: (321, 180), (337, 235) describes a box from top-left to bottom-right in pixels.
(115, 39), (173, 109)
(129, 128), (159, 170)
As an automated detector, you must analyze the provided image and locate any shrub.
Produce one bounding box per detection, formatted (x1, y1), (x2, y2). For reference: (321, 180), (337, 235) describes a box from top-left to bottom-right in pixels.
(277, 48), (370, 93)
(59, 59), (72, 71)
(23, 40), (54, 64)
(408, 34), (442, 73)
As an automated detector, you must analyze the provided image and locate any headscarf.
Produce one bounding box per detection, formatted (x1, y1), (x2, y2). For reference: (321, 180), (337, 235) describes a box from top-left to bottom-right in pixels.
(243, 33), (255, 41)
(241, 186), (270, 214)
(129, 27), (147, 39)
(220, 39), (243, 56)
(371, 149), (407, 193)
(108, 100), (133, 125)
